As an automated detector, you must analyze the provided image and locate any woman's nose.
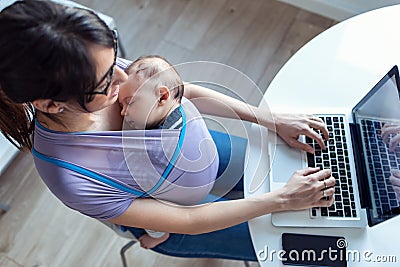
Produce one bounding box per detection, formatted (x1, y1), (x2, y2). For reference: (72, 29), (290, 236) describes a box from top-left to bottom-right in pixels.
(114, 65), (128, 83)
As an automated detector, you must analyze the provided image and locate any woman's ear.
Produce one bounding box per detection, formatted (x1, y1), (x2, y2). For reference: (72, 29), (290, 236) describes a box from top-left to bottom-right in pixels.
(158, 86), (170, 106)
(32, 99), (65, 114)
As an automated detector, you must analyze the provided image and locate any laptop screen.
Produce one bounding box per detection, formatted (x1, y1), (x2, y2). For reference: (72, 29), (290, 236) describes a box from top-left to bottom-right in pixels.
(352, 65), (400, 226)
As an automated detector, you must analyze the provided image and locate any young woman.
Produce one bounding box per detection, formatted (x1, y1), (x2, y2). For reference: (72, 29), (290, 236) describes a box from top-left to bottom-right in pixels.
(0, 0), (335, 261)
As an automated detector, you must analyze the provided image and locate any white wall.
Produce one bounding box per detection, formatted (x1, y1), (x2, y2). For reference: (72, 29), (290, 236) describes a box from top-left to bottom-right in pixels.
(0, 134), (18, 175)
(277, 0), (400, 21)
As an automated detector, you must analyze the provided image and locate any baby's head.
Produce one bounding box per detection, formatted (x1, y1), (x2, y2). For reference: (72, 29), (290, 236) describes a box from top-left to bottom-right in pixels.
(119, 55), (184, 129)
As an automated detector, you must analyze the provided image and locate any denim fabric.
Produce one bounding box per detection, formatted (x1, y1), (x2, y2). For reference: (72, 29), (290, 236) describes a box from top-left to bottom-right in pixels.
(126, 130), (257, 261)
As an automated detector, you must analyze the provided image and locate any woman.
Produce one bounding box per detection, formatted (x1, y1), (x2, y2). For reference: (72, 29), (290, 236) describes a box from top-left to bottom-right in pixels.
(0, 0), (335, 261)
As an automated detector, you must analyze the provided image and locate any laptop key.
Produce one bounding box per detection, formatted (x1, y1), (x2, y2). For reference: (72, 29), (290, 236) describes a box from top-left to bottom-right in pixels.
(344, 206), (352, 217)
(306, 152), (315, 167)
(329, 211), (339, 217)
(382, 204), (391, 214)
(321, 207), (328, 216)
(311, 208), (317, 218)
(309, 115), (358, 219)
(335, 187), (341, 194)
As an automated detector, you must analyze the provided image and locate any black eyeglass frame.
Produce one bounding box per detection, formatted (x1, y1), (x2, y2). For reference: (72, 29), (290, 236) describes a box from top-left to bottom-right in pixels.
(86, 30), (118, 96)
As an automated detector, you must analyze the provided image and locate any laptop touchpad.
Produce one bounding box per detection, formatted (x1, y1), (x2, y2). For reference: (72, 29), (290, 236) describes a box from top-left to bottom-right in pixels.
(271, 144), (304, 183)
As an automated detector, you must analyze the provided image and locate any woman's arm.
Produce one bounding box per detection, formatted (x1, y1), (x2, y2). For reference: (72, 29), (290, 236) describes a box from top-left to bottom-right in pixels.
(109, 168), (334, 234)
(184, 83), (328, 153)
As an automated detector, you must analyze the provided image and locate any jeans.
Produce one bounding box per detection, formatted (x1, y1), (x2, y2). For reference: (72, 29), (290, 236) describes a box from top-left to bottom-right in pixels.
(126, 130), (257, 261)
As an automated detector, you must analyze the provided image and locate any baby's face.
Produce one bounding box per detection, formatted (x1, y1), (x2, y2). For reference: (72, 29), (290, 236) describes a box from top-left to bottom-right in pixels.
(118, 72), (160, 129)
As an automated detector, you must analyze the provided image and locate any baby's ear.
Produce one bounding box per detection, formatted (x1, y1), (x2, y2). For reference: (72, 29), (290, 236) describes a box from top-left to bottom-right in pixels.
(158, 86), (170, 106)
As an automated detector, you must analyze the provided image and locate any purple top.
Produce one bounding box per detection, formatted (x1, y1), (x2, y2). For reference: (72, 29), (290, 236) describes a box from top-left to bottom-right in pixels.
(32, 66), (218, 220)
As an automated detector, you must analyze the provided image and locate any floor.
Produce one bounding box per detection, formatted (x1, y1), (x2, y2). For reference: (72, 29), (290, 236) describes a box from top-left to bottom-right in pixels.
(0, 0), (336, 266)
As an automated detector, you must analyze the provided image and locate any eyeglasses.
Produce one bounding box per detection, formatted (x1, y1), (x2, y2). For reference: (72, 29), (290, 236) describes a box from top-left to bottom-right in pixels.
(87, 30), (118, 96)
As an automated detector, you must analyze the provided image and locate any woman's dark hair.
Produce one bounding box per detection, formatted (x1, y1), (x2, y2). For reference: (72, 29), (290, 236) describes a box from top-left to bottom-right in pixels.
(0, 0), (115, 150)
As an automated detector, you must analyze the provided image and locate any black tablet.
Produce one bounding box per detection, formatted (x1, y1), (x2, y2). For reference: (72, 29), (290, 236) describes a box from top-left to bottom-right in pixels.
(282, 233), (347, 267)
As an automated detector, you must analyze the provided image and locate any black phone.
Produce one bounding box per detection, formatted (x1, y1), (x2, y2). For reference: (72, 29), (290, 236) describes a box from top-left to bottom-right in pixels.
(281, 233), (347, 267)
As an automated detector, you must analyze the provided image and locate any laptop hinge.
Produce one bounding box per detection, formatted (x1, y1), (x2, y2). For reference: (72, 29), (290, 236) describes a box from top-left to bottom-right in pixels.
(349, 123), (371, 209)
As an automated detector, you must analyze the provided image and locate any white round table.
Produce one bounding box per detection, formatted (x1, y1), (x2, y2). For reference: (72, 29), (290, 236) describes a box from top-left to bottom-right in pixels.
(244, 5), (400, 266)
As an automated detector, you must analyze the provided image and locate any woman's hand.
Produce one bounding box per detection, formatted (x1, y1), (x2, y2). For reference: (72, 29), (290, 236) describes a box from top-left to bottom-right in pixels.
(277, 167), (335, 210)
(272, 113), (329, 154)
(382, 124), (400, 152)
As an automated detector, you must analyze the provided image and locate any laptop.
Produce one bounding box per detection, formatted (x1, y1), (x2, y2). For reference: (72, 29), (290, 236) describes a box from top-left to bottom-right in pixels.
(269, 66), (400, 227)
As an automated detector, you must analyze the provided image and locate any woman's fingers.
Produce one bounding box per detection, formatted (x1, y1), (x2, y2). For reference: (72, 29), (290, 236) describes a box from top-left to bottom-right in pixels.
(298, 115), (328, 151)
(287, 139), (315, 154)
(319, 175), (335, 191)
(308, 117), (329, 142)
(295, 167), (321, 176)
(284, 168), (336, 210)
(389, 134), (400, 152)
(275, 113), (328, 153)
(303, 129), (325, 152)
(390, 171), (400, 186)
(382, 124), (400, 150)
(316, 192), (335, 206)
(306, 169), (336, 205)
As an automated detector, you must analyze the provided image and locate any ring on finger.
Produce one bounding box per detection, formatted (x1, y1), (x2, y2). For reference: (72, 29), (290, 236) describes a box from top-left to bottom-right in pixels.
(323, 190), (327, 198)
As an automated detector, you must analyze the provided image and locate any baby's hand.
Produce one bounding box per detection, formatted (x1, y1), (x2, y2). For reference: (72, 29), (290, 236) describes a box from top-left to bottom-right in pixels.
(138, 233), (170, 249)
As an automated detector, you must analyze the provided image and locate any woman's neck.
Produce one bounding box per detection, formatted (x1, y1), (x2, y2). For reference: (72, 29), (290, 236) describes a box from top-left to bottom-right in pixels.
(36, 111), (96, 132)
(36, 102), (123, 132)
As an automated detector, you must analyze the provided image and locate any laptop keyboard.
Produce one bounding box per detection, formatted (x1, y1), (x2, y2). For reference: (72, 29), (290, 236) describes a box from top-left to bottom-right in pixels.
(361, 119), (400, 217)
(306, 115), (358, 218)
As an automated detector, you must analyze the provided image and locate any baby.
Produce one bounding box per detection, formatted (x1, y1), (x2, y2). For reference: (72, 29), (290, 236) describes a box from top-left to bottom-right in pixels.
(119, 55), (184, 131)
(118, 55), (217, 249)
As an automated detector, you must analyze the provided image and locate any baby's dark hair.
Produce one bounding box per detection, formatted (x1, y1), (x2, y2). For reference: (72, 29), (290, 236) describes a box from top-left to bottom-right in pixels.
(126, 55), (184, 101)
